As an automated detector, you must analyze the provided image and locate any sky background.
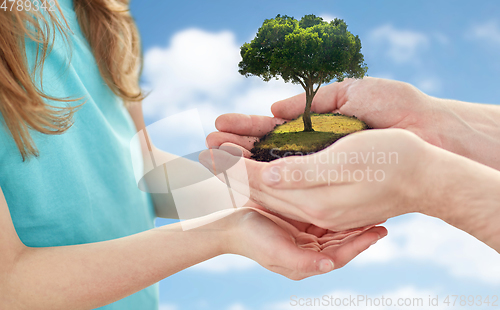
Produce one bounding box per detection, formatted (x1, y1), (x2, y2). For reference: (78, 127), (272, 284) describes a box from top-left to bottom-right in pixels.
(129, 1), (500, 309)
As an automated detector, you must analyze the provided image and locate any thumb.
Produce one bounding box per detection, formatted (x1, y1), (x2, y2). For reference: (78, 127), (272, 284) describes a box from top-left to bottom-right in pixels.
(271, 80), (351, 120)
(275, 242), (335, 280)
(271, 92), (307, 120)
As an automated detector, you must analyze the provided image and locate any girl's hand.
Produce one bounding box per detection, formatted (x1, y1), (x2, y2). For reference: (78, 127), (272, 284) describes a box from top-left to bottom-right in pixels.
(223, 202), (387, 280)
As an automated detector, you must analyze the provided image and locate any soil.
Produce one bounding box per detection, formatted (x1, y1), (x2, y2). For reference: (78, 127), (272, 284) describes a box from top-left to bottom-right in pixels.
(251, 113), (369, 162)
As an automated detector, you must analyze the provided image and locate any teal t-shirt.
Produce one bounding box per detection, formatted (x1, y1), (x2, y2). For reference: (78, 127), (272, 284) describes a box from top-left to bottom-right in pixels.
(0, 1), (158, 309)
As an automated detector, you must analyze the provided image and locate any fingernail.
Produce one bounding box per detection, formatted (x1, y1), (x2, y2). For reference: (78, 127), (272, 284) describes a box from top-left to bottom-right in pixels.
(261, 165), (281, 186)
(370, 231), (387, 246)
(379, 230), (388, 238)
(318, 259), (334, 273)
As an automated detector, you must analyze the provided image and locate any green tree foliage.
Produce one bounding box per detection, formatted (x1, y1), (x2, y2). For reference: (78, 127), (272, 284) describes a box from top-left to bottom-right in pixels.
(239, 14), (368, 132)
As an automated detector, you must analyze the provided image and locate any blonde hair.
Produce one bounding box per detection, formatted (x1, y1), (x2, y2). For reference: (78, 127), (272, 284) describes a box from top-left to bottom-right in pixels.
(0, 0), (143, 160)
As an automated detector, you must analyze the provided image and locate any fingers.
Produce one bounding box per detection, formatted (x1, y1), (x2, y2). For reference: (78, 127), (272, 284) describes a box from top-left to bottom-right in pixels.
(271, 80), (353, 119)
(220, 143), (252, 158)
(199, 147), (357, 227)
(215, 113), (287, 136)
(306, 225), (328, 238)
(199, 148), (265, 186)
(199, 148), (266, 200)
(206, 131), (259, 150)
(329, 226), (388, 269)
(274, 225), (388, 280)
(242, 210), (335, 280)
(199, 149), (313, 222)
(271, 92), (308, 119)
(273, 243), (335, 280)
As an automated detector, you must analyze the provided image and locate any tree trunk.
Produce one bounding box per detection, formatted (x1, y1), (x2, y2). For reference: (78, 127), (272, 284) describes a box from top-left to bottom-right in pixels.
(302, 92), (314, 132)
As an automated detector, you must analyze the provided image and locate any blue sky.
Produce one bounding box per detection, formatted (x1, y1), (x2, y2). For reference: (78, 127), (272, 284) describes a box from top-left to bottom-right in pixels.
(129, 1), (500, 309)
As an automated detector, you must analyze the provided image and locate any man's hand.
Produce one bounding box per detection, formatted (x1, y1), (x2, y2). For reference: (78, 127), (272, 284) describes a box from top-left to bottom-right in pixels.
(207, 77), (436, 154)
(204, 76), (500, 255)
(202, 129), (431, 231)
(207, 77), (500, 170)
(208, 126), (500, 254)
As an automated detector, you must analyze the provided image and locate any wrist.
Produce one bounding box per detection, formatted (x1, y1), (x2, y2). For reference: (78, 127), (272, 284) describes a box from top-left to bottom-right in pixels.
(421, 146), (500, 251)
(202, 208), (253, 256)
(217, 208), (258, 256)
(179, 209), (238, 256)
(418, 96), (466, 152)
(433, 97), (476, 156)
(428, 97), (500, 170)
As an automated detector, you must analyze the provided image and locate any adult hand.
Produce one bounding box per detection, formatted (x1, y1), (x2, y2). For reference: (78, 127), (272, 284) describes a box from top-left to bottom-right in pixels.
(204, 127), (500, 254)
(204, 77), (500, 254)
(225, 201), (387, 280)
(207, 77), (437, 155)
(207, 77), (500, 170)
(201, 129), (431, 231)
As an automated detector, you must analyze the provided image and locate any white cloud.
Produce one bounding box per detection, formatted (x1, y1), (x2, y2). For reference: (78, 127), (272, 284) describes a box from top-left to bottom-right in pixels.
(370, 24), (429, 64)
(468, 20), (500, 45)
(142, 28), (243, 120)
(191, 254), (258, 272)
(159, 304), (178, 310)
(354, 214), (500, 284)
(267, 286), (446, 310)
(232, 78), (302, 116)
(227, 303), (249, 310)
(142, 28), (302, 135)
(320, 13), (338, 23)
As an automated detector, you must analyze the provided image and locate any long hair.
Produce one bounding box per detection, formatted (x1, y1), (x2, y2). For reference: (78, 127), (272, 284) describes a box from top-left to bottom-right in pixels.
(0, 0), (143, 160)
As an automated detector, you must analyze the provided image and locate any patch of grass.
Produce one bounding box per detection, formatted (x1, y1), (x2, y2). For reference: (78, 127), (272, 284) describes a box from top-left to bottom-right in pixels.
(274, 113), (367, 134)
(254, 113), (368, 153)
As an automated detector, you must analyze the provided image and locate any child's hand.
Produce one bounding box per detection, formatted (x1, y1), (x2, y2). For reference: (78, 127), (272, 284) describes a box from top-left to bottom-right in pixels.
(223, 202), (387, 280)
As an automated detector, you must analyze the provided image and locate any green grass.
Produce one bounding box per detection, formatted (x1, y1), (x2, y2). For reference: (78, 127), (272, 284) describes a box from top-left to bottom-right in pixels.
(254, 113), (368, 152)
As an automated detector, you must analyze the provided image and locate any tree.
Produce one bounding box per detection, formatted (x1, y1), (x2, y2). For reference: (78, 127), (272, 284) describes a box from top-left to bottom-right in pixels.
(239, 14), (368, 132)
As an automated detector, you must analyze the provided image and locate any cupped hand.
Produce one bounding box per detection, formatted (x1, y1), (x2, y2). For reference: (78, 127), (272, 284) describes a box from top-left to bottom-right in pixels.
(207, 77), (445, 154)
(228, 201), (387, 280)
(202, 129), (433, 231)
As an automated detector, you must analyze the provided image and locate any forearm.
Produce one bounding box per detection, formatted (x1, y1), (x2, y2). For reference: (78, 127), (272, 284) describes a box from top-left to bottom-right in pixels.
(422, 146), (500, 252)
(3, 212), (230, 310)
(431, 97), (500, 170)
(138, 141), (181, 218)
(138, 145), (185, 219)
(129, 102), (232, 219)
(127, 102), (181, 219)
